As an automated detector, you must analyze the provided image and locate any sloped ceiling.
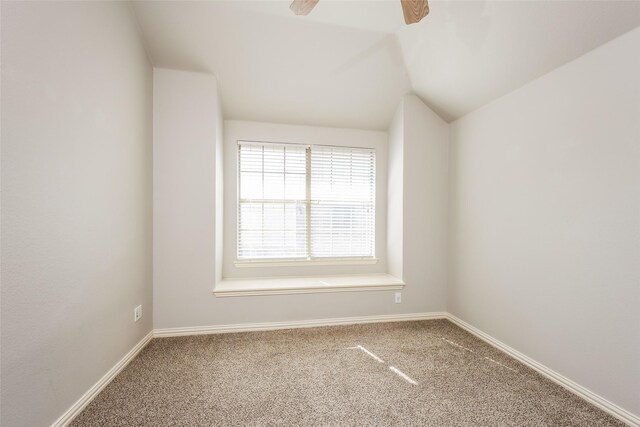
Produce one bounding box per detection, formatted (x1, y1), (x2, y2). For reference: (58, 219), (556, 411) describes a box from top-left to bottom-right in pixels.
(132, 0), (640, 130)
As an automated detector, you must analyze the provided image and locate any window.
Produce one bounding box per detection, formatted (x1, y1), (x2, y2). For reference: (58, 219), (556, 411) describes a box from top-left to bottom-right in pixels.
(237, 141), (375, 262)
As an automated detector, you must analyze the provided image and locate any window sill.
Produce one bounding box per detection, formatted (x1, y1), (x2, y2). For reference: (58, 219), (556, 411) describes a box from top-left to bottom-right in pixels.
(234, 258), (378, 268)
(213, 273), (404, 297)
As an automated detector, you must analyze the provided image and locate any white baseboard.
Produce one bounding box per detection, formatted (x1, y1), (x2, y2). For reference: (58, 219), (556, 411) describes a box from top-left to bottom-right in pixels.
(153, 312), (448, 337)
(445, 314), (640, 427)
(50, 331), (154, 427)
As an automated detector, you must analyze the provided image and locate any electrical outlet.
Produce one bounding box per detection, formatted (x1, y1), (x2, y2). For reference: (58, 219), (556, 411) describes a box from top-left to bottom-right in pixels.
(395, 292), (402, 304)
(134, 305), (142, 322)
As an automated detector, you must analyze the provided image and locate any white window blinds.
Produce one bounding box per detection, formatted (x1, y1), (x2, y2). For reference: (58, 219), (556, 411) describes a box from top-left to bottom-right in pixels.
(238, 142), (307, 260)
(310, 145), (375, 258)
(238, 141), (375, 261)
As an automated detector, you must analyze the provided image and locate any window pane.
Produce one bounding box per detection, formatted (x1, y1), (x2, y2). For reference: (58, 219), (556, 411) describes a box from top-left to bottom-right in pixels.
(238, 202), (307, 259)
(240, 172), (263, 199)
(286, 173), (306, 200)
(310, 146), (375, 258)
(239, 203), (262, 230)
(238, 141), (375, 261)
(238, 141), (307, 259)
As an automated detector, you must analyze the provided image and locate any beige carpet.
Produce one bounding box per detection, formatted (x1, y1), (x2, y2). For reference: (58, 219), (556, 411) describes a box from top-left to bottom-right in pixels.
(71, 320), (624, 426)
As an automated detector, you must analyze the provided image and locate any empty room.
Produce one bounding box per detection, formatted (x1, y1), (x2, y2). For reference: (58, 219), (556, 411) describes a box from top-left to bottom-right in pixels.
(1, 0), (639, 426)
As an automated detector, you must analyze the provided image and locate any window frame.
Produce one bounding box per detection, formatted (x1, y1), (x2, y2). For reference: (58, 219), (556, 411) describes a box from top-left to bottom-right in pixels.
(236, 140), (377, 266)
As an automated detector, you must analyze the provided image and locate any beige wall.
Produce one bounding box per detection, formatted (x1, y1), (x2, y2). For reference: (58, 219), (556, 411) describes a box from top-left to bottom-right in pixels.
(152, 75), (450, 330)
(387, 102), (404, 279)
(449, 28), (640, 417)
(403, 95), (449, 311)
(388, 95), (449, 312)
(1, 2), (153, 426)
(152, 68), (220, 330)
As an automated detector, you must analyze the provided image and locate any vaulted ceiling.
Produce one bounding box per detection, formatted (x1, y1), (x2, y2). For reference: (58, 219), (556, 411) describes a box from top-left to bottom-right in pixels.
(132, 1), (640, 130)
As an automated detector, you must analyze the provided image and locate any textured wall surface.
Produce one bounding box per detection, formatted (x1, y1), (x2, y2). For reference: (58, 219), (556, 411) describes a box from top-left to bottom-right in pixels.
(449, 28), (640, 416)
(1, 2), (153, 426)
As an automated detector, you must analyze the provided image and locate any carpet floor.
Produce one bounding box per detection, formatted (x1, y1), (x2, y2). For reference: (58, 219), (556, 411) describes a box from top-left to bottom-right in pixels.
(71, 320), (624, 426)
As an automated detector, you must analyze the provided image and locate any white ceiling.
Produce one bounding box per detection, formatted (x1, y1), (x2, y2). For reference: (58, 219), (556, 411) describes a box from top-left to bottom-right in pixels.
(132, 0), (640, 129)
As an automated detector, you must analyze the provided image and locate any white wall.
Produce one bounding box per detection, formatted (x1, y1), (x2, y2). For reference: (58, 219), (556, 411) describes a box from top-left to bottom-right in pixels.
(388, 95), (449, 311)
(1, 2), (153, 426)
(387, 103), (404, 279)
(449, 27), (640, 417)
(402, 95), (449, 311)
(222, 120), (388, 279)
(153, 69), (221, 331)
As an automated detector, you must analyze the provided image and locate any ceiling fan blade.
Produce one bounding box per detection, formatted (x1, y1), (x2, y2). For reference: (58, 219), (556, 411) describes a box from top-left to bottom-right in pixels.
(400, 0), (429, 25)
(290, 0), (320, 16)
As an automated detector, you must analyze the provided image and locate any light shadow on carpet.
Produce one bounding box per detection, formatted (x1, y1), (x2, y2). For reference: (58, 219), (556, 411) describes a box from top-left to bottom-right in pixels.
(71, 319), (624, 426)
